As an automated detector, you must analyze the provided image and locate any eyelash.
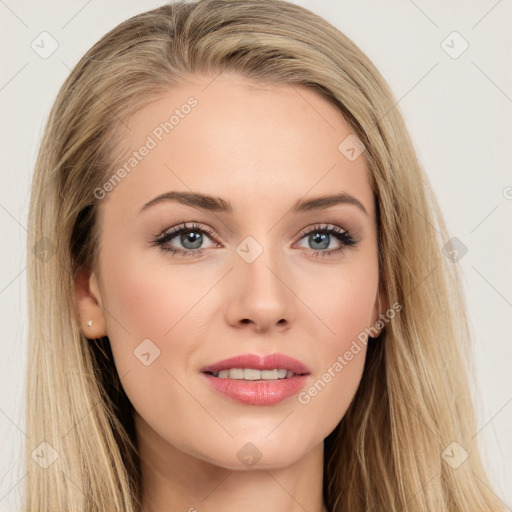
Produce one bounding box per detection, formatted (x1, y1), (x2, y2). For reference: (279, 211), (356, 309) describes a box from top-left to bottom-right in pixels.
(151, 222), (357, 258)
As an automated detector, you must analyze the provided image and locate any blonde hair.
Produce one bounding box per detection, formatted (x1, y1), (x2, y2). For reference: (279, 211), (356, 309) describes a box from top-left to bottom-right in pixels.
(25, 1), (504, 510)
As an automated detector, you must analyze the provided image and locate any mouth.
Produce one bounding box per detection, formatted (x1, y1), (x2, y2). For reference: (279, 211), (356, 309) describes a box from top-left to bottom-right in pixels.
(200, 353), (310, 405)
(200, 352), (311, 379)
(203, 368), (306, 380)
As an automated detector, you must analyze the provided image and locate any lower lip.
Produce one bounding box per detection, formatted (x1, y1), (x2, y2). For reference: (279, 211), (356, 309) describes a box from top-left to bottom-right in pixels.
(201, 373), (309, 406)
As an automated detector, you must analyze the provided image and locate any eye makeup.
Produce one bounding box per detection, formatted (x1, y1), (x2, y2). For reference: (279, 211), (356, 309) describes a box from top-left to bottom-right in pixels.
(150, 221), (358, 259)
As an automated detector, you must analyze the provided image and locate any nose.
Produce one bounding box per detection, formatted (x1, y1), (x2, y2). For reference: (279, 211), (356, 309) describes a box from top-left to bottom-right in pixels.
(224, 243), (296, 333)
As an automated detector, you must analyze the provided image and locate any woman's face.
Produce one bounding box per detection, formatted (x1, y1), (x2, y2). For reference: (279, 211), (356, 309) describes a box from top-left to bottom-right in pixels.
(80, 72), (380, 470)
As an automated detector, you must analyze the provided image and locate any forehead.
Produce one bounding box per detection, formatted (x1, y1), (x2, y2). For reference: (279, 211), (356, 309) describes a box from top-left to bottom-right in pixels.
(100, 72), (374, 220)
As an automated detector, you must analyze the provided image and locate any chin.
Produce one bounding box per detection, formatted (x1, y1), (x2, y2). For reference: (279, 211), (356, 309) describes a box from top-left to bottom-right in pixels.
(191, 436), (313, 471)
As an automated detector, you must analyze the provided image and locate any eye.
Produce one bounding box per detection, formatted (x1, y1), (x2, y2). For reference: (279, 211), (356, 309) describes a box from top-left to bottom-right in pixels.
(151, 222), (219, 257)
(295, 224), (357, 258)
(151, 222), (357, 258)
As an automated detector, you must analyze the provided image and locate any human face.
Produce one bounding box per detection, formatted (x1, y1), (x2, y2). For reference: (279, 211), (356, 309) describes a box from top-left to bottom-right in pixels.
(85, 72), (380, 470)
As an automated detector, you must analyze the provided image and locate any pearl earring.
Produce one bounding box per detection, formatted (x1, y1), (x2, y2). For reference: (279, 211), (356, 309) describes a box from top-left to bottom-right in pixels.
(86, 320), (94, 327)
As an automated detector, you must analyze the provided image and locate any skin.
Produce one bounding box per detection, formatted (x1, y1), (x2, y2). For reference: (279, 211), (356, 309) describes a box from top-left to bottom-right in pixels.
(75, 71), (381, 512)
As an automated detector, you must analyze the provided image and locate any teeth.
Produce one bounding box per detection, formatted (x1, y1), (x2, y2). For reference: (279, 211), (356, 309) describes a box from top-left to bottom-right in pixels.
(261, 369), (278, 379)
(212, 368), (297, 380)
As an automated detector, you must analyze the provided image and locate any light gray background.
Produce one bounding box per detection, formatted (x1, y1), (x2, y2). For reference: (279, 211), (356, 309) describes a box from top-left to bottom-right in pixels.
(1, 1), (511, 510)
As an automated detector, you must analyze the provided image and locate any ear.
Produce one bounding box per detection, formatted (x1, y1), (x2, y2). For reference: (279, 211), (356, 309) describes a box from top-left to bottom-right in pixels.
(74, 268), (107, 338)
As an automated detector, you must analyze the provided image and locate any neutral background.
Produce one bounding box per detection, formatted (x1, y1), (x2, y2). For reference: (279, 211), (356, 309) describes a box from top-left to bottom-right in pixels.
(1, 0), (510, 510)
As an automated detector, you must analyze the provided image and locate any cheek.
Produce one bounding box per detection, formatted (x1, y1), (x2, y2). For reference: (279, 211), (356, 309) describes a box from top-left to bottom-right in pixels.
(322, 272), (377, 344)
(98, 245), (225, 377)
(292, 258), (378, 434)
(98, 254), (209, 438)
(97, 249), (204, 400)
(300, 251), (379, 346)
(100, 249), (214, 342)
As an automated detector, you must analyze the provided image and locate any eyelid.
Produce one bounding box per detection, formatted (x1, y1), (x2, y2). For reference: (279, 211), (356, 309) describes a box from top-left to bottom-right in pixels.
(154, 221), (220, 245)
(295, 222), (346, 238)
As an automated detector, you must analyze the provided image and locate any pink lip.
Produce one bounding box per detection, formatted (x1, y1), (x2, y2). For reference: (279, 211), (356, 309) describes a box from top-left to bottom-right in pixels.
(200, 352), (310, 375)
(200, 352), (311, 406)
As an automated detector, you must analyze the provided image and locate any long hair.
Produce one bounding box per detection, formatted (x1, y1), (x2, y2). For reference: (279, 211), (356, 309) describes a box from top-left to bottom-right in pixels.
(25, 1), (504, 510)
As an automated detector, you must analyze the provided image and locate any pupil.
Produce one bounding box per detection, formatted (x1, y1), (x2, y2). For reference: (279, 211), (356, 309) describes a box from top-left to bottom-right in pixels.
(182, 230), (202, 249)
(311, 232), (329, 250)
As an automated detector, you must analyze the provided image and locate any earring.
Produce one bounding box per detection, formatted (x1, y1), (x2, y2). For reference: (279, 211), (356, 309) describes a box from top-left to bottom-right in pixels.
(86, 320), (94, 327)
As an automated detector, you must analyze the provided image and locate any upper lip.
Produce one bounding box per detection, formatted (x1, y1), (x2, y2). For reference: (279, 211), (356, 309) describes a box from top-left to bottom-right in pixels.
(201, 353), (310, 375)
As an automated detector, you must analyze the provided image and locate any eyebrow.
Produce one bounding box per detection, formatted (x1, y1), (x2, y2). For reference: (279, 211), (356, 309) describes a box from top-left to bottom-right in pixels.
(139, 191), (368, 216)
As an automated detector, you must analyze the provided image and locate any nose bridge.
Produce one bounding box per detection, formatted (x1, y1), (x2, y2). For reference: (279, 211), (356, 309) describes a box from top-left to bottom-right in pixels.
(236, 232), (288, 297)
(227, 230), (295, 329)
